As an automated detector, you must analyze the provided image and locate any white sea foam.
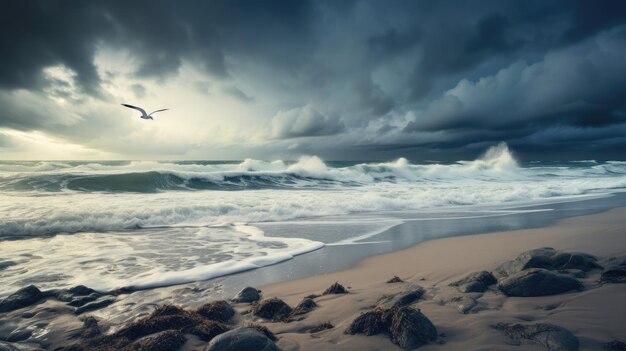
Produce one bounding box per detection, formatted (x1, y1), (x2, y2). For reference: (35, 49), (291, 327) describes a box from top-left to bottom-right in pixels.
(0, 224), (323, 295)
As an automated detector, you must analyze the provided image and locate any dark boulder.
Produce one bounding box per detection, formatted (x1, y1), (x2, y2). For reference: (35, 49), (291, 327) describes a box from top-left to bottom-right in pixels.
(377, 286), (425, 309)
(56, 285), (99, 301)
(231, 287), (261, 303)
(196, 300), (235, 323)
(0, 285), (45, 312)
(243, 323), (277, 341)
(600, 266), (626, 284)
(497, 247), (601, 276)
(494, 322), (579, 351)
(203, 328), (278, 351)
(389, 307), (437, 350)
(498, 268), (582, 297)
(450, 271), (497, 293)
(252, 298), (292, 321)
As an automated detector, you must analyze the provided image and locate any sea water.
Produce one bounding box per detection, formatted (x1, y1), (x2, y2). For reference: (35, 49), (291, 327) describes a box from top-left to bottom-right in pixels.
(1, 143), (626, 296)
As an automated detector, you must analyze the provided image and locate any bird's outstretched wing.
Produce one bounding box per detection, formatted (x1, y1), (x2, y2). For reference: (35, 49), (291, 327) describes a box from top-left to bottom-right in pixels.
(149, 108), (169, 116)
(121, 104), (147, 116)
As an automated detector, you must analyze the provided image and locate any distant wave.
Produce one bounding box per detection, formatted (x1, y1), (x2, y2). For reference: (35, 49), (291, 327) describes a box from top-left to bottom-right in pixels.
(1, 143), (626, 238)
(0, 142), (585, 193)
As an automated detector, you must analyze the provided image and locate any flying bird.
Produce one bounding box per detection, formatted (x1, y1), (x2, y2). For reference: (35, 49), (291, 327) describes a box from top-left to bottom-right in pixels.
(121, 103), (168, 120)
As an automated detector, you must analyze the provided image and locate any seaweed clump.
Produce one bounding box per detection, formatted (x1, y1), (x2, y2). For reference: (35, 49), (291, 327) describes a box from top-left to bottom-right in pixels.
(252, 298), (293, 322)
(322, 282), (349, 295)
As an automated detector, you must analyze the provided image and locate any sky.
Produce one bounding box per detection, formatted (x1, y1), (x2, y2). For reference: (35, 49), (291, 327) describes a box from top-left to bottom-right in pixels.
(1, 0), (626, 161)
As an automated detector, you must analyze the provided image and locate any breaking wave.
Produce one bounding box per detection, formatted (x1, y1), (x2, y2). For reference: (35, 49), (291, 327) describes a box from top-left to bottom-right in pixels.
(1, 143), (626, 238)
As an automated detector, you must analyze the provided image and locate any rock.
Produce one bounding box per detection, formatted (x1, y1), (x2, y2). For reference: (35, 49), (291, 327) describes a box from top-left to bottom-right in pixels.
(0, 285), (45, 312)
(74, 297), (116, 315)
(243, 323), (277, 341)
(252, 298), (292, 321)
(0, 341), (21, 351)
(497, 247), (602, 276)
(291, 298), (318, 315)
(498, 268), (582, 297)
(450, 271), (497, 293)
(56, 285), (100, 303)
(81, 316), (101, 338)
(389, 307), (437, 350)
(604, 340), (626, 350)
(232, 287), (261, 303)
(377, 286), (425, 309)
(345, 310), (388, 336)
(450, 296), (478, 314)
(310, 322), (334, 333)
(203, 328), (278, 351)
(68, 294), (100, 307)
(130, 330), (187, 351)
(600, 266), (626, 284)
(494, 322), (579, 351)
(6, 328), (32, 342)
(196, 300), (235, 323)
(322, 282), (349, 295)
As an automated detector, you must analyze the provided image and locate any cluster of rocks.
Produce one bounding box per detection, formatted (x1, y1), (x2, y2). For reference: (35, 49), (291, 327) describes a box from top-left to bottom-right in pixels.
(445, 247), (605, 299)
(0, 284), (118, 316)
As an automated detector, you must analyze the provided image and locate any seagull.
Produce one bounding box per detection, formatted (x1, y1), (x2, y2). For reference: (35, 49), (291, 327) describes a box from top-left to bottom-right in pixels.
(121, 103), (169, 120)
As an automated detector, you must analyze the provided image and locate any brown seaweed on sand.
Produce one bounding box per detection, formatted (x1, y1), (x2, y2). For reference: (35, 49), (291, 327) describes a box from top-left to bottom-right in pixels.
(252, 298), (293, 321)
(322, 282), (349, 295)
(387, 276), (404, 283)
(196, 300), (235, 323)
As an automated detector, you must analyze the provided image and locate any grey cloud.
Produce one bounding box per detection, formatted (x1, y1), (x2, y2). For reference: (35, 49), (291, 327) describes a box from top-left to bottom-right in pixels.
(405, 29), (626, 134)
(271, 105), (345, 139)
(223, 86), (254, 102)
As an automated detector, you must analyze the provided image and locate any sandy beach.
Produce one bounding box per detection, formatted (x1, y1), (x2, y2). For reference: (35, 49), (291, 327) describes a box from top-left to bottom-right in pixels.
(2, 204), (625, 350)
(257, 206), (626, 351)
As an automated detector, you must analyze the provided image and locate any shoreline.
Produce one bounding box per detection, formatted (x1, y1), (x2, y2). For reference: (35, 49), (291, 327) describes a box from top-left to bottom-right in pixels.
(1, 203), (625, 350)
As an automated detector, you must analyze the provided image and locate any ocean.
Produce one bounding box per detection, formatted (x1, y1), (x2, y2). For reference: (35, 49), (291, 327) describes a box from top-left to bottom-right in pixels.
(2, 143), (626, 297)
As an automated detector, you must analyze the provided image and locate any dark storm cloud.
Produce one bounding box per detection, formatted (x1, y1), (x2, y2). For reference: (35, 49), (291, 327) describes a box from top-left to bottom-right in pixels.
(1, 0), (626, 159)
